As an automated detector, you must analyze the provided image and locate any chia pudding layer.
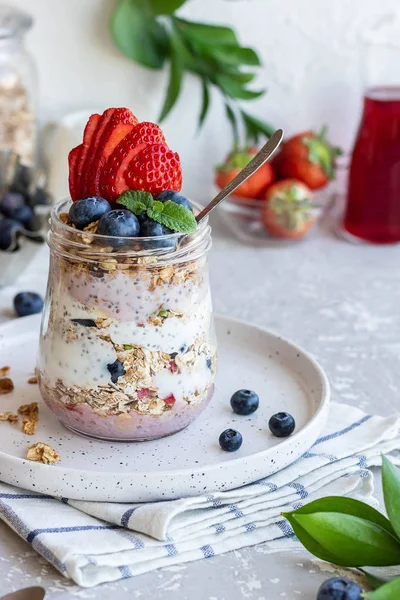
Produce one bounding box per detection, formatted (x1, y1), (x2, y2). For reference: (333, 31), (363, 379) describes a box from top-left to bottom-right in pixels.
(37, 200), (216, 441)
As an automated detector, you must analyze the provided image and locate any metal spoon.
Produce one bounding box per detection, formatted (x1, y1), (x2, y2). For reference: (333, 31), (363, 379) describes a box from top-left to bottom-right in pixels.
(0, 587), (45, 600)
(196, 128), (284, 224)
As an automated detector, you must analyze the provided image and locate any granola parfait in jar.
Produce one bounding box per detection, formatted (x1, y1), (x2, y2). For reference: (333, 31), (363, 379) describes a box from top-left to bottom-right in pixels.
(37, 108), (216, 441)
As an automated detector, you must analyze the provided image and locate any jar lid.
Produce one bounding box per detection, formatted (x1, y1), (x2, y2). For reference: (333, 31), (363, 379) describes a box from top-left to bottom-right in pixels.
(0, 4), (33, 39)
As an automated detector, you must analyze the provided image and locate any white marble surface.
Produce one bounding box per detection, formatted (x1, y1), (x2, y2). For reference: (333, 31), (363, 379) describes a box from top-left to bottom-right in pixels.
(0, 214), (397, 598)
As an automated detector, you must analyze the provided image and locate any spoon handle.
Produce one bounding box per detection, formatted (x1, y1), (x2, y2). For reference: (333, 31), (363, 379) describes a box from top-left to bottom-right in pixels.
(196, 128), (284, 224)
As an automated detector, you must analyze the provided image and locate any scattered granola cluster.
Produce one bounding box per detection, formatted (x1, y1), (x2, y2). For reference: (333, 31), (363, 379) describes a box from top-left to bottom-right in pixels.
(18, 402), (38, 435)
(0, 365), (60, 464)
(27, 442), (60, 465)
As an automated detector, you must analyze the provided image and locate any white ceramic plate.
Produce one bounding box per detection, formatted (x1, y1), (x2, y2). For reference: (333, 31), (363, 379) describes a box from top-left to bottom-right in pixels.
(0, 314), (330, 502)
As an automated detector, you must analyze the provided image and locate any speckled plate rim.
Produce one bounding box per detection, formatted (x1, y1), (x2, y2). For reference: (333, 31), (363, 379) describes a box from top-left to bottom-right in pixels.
(0, 314), (331, 501)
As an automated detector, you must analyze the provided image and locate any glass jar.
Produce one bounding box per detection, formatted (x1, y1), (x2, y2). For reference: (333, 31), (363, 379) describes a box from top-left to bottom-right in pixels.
(0, 4), (37, 166)
(37, 199), (216, 441)
(343, 15), (400, 244)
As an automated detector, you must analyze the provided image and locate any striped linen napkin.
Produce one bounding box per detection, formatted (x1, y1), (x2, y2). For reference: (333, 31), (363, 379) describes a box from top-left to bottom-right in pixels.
(0, 402), (399, 588)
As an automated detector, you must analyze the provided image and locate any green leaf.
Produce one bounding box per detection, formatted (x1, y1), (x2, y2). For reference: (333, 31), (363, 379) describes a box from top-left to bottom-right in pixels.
(117, 190), (154, 214)
(159, 32), (184, 121)
(241, 110), (276, 142)
(226, 72), (256, 85)
(382, 457), (400, 539)
(208, 45), (260, 67)
(363, 577), (400, 599)
(214, 74), (264, 100)
(362, 571), (390, 590)
(148, 200), (196, 233)
(149, 0), (187, 15)
(290, 512), (400, 567)
(110, 0), (169, 70)
(225, 103), (239, 147)
(286, 497), (396, 537)
(198, 78), (210, 129)
(174, 18), (239, 46)
(152, 201), (164, 213)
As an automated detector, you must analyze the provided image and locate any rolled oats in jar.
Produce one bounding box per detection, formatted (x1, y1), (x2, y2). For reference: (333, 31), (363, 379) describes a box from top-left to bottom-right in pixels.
(0, 5), (37, 165)
(37, 199), (217, 441)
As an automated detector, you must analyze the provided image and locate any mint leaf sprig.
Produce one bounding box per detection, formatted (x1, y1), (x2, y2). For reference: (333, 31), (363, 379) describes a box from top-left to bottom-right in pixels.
(282, 456), (400, 598)
(116, 190), (197, 234)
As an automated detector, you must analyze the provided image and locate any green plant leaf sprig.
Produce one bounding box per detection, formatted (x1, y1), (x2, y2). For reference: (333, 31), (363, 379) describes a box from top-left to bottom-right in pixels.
(283, 456), (400, 599)
(110, 0), (275, 146)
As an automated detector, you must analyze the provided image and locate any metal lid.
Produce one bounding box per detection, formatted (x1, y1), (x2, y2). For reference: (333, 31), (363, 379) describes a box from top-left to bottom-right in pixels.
(0, 4), (32, 39)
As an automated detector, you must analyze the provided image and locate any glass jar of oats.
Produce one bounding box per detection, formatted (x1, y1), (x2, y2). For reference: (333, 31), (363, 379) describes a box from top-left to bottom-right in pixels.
(37, 199), (217, 441)
(0, 4), (37, 166)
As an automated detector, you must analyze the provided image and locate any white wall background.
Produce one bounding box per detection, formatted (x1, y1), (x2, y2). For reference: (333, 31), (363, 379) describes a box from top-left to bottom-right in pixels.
(8, 0), (400, 201)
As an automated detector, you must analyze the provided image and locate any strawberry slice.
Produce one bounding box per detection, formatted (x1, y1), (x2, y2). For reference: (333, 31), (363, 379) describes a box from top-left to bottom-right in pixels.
(74, 113), (101, 200)
(80, 108), (116, 197)
(99, 122), (166, 201)
(68, 145), (82, 201)
(87, 108), (139, 197)
(163, 394), (176, 406)
(125, 143), (182, 195)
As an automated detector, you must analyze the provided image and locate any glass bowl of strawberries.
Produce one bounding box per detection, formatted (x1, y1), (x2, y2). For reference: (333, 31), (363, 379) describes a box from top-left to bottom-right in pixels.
(215, 129), (340, 245)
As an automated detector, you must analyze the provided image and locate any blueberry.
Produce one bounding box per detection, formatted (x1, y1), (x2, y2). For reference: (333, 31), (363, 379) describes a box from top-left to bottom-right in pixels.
(230, 390), (259, 415)
(317, 577), (362, 599)
(139, 217), (174, 249)
(268, 412), (295, 437)
(69, 197), (111, 230)
(107, 359), (126, 383)
(219, 429), (243, 452)
(136, 212), (147, 224)
(206, 358), (212, 369)
(11, 204), (34, 228)
(0, 192), (25, 218)
(13, 292), (44, 317)
(98, 209), (140, 237)
(155, 190), (193, 212)
(0, 218), (22, 250)
(140, 219), (172, 237)
(71, 318), (97, 327)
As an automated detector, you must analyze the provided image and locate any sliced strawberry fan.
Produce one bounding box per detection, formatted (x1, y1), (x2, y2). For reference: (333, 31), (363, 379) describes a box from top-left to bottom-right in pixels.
(68, 108), (182, 202)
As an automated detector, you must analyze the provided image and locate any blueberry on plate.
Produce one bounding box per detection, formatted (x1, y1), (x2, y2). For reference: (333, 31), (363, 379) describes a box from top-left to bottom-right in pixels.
(98, 209), (140, 237)
(317, 577), (362, 600)
(69, 197), (111, 230)
(155, 190), (193, 212)
(0, 218), (23, 250)
(13, 291), (44, 317)
(0, 192), (26, 219)
(219, 429), (243, 452)
(268, 412), (295, 438)
(107, 359), (126, 384)
(230, 389), (259, 415)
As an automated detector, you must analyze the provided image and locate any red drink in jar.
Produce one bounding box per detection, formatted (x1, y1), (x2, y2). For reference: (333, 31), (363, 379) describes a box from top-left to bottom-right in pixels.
(344, 87), (400, 244)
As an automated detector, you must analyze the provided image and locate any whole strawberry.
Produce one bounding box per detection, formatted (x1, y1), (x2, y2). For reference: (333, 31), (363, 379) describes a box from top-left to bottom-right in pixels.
(275, 127), (342, 190)
(215, 147), (275, 199)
